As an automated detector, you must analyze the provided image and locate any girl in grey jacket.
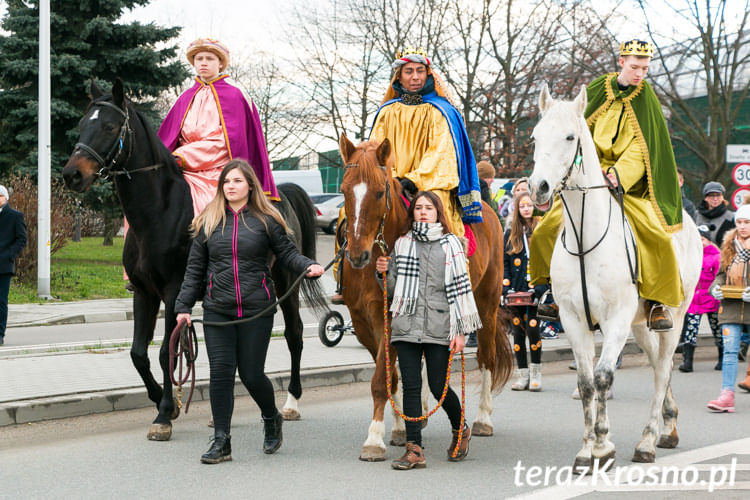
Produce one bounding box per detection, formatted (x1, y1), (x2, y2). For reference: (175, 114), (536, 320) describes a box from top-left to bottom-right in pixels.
(375, 191), (481, 470)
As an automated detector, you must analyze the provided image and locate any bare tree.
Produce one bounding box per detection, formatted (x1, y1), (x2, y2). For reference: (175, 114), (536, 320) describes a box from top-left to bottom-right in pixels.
(639, 0), (750, 185)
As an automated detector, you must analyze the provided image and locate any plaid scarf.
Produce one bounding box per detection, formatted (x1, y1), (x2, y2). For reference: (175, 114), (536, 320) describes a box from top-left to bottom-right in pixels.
(391, 222), (482, 339)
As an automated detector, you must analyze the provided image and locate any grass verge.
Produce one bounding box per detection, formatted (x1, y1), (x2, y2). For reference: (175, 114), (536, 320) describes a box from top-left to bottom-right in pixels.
(9, 237), (130, 304)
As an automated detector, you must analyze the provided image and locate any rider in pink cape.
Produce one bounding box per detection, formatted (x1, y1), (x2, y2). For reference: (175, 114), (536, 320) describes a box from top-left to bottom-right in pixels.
(158, 74), (279, 206)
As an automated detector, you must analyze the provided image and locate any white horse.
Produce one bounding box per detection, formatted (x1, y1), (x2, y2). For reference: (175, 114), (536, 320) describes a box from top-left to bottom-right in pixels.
(528, 84), (702, 469)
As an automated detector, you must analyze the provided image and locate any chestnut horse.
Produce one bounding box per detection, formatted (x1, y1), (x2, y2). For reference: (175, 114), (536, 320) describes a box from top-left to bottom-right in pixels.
(338, 134), (513, 461)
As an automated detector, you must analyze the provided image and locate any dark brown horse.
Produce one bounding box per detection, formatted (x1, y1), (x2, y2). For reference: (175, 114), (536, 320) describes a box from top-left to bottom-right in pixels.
(62, 80), (325, 440)
(338, 134), (513, 461)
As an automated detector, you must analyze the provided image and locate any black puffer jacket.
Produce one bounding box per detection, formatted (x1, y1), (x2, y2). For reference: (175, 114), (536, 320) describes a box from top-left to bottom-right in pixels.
(175, 206), (315, 318)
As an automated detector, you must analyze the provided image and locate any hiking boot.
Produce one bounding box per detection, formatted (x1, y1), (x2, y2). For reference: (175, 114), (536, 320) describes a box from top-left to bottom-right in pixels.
(738, 365), (750, 392)
(465, 332), (478, 348)
(511, 368), (529, 391)
(200, 431), (232, 464)
(679, 344), (694, 373)
(707, 389), (735, 413)
(648, 303), (673, 331)
(262, 412), (283, 454)
(529, 363), (542, 392)
(392, 442), (426, 470)
(537, 302), (559, 321)
(447, 424), (471, 461)
(715, 345), (723, 371)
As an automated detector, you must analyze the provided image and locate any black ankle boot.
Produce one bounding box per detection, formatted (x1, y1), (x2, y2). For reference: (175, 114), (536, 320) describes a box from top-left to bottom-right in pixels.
(714, 345), (723, 371)
(679, 344), (694, 373)
(201, 431), (232, 464)
(262, 412), (283, 454)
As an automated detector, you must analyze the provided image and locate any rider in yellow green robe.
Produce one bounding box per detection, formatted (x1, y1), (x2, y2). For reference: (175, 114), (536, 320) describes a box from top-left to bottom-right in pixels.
(529, 40), (684, 327)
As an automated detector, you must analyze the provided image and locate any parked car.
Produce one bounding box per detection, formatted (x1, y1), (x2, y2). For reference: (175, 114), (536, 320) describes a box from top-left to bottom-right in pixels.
(314, 194), (345, 234)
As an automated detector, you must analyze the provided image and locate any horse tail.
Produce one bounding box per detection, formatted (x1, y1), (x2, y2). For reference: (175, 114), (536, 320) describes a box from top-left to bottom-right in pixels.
(491, 306), (514, 392)
(277, 183), (330, 315)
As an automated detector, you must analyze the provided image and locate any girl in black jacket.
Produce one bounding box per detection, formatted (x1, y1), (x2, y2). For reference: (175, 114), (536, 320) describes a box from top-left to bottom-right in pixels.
(503, 194), (546, 392)
(175, 160), (323, 464)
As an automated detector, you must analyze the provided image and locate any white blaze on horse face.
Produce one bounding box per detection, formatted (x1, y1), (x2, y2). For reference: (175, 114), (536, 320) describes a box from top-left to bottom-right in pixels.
(352, 182), (368, 239)
(89, 109), (99, 121)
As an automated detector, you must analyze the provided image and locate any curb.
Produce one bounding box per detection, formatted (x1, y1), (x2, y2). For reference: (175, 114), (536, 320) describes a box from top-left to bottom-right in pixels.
(0, 334), (719, 428)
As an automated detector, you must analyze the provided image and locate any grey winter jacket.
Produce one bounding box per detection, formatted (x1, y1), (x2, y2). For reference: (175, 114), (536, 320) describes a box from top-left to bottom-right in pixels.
(378, 239), (452, 346)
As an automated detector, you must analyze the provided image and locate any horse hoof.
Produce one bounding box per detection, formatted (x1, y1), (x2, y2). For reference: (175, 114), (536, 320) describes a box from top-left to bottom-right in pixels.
(471, 421), (493, 436)
(592, 450), (616, 470)
(573, 456), (593, 474)
(147, 423), (172, 441)
(282, 408), (301, 421)
(389, 429), (406, 447)
(632, 449), (655, 463)
(359, 445), (386, 462)
(656, 431), (679, 449)
(170, 398), (180, 420)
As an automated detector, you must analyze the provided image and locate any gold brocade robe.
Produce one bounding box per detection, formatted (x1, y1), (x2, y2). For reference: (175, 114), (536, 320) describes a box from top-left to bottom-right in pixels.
(528, 100), (684, 307)
(370, 102), (464, 236)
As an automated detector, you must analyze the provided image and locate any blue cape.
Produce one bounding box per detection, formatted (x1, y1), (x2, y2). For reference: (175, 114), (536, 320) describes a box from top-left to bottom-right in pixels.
(371, 92), (483, 224)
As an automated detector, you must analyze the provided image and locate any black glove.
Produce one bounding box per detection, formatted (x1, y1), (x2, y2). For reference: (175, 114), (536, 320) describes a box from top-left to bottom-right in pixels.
(397, 177), (418, 197)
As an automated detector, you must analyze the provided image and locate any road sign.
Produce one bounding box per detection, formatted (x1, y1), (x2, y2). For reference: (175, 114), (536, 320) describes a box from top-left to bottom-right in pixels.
(727, 144), (750, 163)
(731, 187), (750, 209)
(731, 163), (750, 186)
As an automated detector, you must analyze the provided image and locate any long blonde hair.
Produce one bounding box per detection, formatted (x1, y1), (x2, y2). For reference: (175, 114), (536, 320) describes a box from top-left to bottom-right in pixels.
(191, 159), (287, 238)
(506, 194), (539, 254)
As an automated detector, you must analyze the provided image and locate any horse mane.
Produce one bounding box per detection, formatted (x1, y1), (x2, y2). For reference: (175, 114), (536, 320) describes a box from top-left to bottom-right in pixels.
(129, 105), (182, 177)
(344, 141), (393, 186)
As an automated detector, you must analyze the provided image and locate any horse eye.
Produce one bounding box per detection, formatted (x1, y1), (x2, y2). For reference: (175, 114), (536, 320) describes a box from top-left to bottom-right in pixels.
(375, 191), (385, 200)
(566, 134), (575, 141)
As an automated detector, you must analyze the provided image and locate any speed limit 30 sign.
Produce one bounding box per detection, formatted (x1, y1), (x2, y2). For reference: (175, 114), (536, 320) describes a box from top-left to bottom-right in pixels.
(732, 163), (750, 186)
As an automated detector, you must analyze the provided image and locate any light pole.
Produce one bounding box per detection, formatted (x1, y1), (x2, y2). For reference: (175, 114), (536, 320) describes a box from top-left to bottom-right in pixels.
(37, 0), (52, 299)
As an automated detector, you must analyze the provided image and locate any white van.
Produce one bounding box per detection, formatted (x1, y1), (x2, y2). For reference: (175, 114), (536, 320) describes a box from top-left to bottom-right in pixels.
(272, 170), (323, 193)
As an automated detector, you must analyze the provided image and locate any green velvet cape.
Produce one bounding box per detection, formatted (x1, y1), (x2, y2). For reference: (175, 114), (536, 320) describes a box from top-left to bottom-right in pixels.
(584, 73), (682, 231)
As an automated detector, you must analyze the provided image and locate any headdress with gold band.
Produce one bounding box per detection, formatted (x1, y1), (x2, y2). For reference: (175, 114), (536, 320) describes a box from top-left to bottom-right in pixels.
(186, 38), (230, 70)
(619, 39), (655, 57)
(382, 46), (457, 106)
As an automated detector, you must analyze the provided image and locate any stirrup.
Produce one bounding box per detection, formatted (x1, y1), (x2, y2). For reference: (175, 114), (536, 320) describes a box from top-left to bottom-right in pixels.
(647, 303), (673, 331)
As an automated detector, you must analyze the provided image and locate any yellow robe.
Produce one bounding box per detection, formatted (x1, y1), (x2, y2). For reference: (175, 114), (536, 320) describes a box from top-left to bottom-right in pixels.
(370, 102), (464, 237)
(529, 100), (684, 307)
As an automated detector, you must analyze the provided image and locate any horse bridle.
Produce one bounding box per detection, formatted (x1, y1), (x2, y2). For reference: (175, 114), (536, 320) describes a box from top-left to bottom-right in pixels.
(344, 162), (392, 254)
(75, 100), (163, 180)
(554, 136), (638, 330)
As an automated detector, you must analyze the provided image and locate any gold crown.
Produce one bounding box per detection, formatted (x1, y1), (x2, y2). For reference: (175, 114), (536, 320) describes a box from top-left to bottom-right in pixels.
(619, 39), (655, 57)
(396, 46), (429, 59)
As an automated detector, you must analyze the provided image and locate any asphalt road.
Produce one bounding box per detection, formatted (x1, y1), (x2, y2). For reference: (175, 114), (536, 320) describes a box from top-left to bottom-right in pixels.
(1, 355), (747, 499)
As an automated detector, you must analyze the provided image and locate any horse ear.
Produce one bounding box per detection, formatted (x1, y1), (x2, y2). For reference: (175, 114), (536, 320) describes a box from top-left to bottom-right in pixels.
(89, 79), (103, 100)
(538, 83), (553, 114)
(575, 84), (587, 116)
(339, 133), (356, 164)
(112, 78), (125, 108)
(376, 138), (391, 167)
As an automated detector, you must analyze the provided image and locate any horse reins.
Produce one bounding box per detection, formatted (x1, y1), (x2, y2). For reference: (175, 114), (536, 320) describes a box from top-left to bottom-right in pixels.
(75, 99), (165, 180)
(556, 139), (639, 331)
(344, 161), (467, 458)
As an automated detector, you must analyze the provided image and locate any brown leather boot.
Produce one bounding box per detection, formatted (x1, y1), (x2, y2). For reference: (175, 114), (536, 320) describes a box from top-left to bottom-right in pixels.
(537, 302), (559, 321)
(739, 364), (750, 392)
(447, 423), (471, 461)
(648, 303), (673, 331)
(391, 442), (426, 470)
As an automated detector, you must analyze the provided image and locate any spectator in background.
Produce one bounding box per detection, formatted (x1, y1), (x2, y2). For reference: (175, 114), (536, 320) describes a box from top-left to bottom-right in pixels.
(0, 184), (28, 346)
(695, 181), (734, 247)
(677, 169), (696, 221)
(502, 177), (530, 227)
(477, 160), (500, 218)
(678, 225), (721, 372)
